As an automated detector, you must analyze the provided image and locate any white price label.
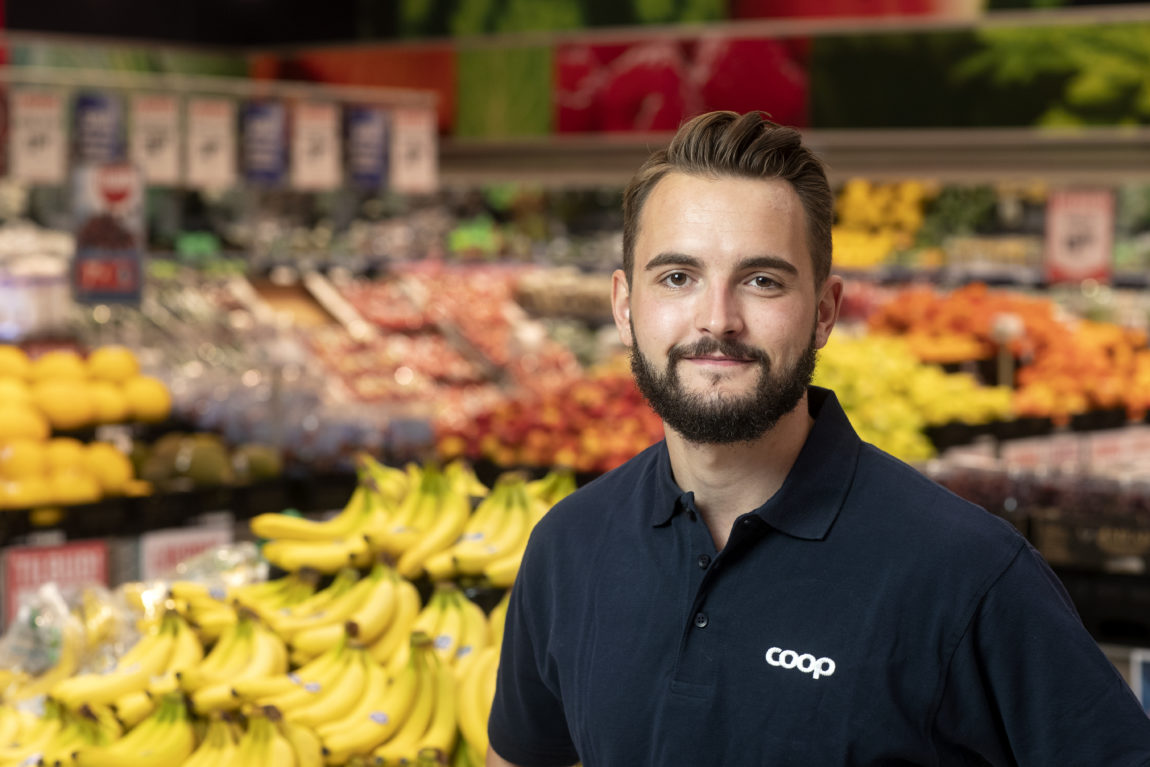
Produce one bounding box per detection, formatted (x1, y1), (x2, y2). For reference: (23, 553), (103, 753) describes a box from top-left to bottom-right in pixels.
(389, 107), (437, 195)
(10, 90), (67, 184)
(185, 98), (237, 190)
(138, 526), (233, 581)
(1044, 188), (1114, 284)
(291, 101), (341, 191)
(130, 94), (180, 185)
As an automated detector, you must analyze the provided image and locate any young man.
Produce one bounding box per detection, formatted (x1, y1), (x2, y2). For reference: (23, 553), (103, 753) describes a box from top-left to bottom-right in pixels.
(487, 111), (1150, 766)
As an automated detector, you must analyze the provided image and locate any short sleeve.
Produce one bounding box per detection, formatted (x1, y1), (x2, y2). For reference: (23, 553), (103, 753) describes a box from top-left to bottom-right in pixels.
(487, 537), (581, 767)
(933, 542), (1150, 765)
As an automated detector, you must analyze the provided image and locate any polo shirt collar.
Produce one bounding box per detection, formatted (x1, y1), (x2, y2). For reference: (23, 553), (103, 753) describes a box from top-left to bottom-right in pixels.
(648, 387), (861, 540)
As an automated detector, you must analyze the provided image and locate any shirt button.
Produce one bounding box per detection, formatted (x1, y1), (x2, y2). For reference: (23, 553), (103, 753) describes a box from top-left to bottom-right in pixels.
(742, 517), (755, 527)
(697, 554), (711, 569)
(694, 612), (709, 629)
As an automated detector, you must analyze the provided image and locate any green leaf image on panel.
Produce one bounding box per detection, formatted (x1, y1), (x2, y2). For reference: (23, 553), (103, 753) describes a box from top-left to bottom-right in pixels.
(456, 46), (553, 137)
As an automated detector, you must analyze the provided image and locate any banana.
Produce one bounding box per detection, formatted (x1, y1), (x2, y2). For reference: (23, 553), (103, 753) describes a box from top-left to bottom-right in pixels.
(234, 571), (322, 623)
(267, 568), (361, 635)
(452, 593), (491, 681)
(0, 704), (24, 747)
(193, 623), (288, 714)
(426, 587), (465, 668)
(232, 632), (348, 704)
(482, 539), (527, 588)
(488, 590), (510, 649)
(444, 459), (490, 499)
(51, 613), (177, 709)
(73, 692), (195, 767)
(396, 472), (472, 580)
(177, 612), (256, 693)
(526, 467), (576, 508)
(318, 636), (430, 765)
(166, 611), (206, 673)
(277, 714), (324, 767)
(264, 708), (300, 767)
(251, 485), (370, 541)
(414, 657), (459, 763)
(291, 564), (397, 657)
(451, 477), (531, 575)
(368, 577), (422, 667)
(274, 568), (382, 645)
(110, 689), (155, 728)
(181, 714), (238, 767)
(312, 658), (388, 740)
(223, 709), (277, 767)
(284, 646), (371, 728)
(255, 636), (358, 715)
(263, 535), (372, 575)
(6, 617), (84, 702)
(369, 647), (438, 766)
(456, 646), (499, 757)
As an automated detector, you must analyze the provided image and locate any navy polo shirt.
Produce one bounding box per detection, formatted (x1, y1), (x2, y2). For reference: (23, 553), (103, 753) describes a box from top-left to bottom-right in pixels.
(489, 388), (1150, 766)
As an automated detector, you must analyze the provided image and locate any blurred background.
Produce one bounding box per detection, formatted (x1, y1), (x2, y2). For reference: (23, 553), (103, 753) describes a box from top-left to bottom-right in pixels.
(0, 0), (1148, 730)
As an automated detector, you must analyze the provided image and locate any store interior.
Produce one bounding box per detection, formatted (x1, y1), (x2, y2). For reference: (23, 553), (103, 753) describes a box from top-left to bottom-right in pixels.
(0, 0), (1148, 762)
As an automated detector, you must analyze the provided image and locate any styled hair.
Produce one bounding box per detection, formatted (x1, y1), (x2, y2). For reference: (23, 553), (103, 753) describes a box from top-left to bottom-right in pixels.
(621, 111), (833, 287)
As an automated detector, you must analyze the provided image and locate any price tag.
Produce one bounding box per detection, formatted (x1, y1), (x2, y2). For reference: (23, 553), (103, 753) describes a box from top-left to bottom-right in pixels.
(243, 100), (288, 186)
(74, 91), (125, 165)
(138, 526), (233, 581)
(291, 101), (341, 191)
(347, 105), (388, 189)
(185, 98), (237, 190)
(4, 540), (109, 628)
(1044, 188), (1115, 284)
(10, 90), (67, 184)
(389, 106), (437, 195)
(130, 94), (180, 186)
(72, 163), (145, 305)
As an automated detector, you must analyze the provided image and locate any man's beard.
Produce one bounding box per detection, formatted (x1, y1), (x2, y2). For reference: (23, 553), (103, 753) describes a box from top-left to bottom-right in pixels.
(629, 320), (818, 445)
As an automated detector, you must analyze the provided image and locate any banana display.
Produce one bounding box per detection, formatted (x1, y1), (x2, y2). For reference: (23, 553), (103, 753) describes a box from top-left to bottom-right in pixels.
(0, 458), (578, 767)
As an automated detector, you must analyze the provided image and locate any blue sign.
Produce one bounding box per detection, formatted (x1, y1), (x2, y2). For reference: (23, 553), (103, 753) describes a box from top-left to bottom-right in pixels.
(346, 106), (389, 189)
(242, 101), (287, 185)
(74, 92), (125, 164)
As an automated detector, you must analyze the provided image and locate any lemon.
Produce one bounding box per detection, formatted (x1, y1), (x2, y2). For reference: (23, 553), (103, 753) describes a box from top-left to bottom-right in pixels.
(3, 475), (52, 509)
(0, 406), (50, 442)
(48, 469), (102, 506)
(31, 380), (94, 431)
(30, 349), (88, 382)
(83, 442), (134, 495)
(88, 381), (130, 424)
(86, 346), (140, 383)
(0, 439), (48, 479)
(0, 346), (31, 379)
(45, 437), (86, 473)
(0, 377), (31, 404)
(121, 376), (172, 423)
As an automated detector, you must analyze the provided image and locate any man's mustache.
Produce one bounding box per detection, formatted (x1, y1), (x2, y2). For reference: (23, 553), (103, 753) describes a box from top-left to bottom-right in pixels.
(668, 338), (770, 365)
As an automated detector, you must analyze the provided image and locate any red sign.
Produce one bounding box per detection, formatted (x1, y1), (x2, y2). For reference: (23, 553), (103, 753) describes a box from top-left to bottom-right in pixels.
(1044, 188), (1115, 284)
(4, 540), (109, 627)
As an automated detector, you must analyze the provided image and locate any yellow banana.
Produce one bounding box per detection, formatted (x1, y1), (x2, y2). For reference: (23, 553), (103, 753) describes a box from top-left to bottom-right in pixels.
(444, 459), (490, 499)
(291, 564), (397, 657)
(285, 647), (371, 728)
(265, 708), (299, 767)
(427, 587), (465, 667)
(0, 705), (23, 747)
(368, 577), (422, 667)
(274, 569), (380, 644)
(110, 689), (155, 728)
(452, 593), (492, 681)
(318, 637), (429, 765)
(166, 611), (206, 673)
(6, 618), (84, 702)
(312, 658), (389, 739)
(278, 715), (324, 767)
(482, 538), (527, 588)
(73, 692), (196, 767)
(396, 474), (472, 580)
(255, 637), (357, 715)
(181, 714), (238, 767)
(262, 535), (372, 575)
(374, 464), (442, 557)
(451, 478), (530, 575)
(369, 648), (438, 765)
(223, 709), (277, 767)
(414, 657), (459, 762)
(178, 613), (256, 693)
(251, 485), (369, 540)
(193, 625), (287, 714)
(456, 646), (499, 757)
(267, 568), (361, 634)
(358, 454), (411, 506)
(51, 614), (177, 708)
(237, 632), (351, 706)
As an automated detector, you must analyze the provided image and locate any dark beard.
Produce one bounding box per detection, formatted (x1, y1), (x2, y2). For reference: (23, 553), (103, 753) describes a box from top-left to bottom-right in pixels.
(630, 321), (817, 445)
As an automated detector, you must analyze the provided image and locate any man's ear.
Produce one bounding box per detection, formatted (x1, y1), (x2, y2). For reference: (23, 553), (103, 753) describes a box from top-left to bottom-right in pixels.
(814, 275), (844, 349)
(611, 269), (633, 347)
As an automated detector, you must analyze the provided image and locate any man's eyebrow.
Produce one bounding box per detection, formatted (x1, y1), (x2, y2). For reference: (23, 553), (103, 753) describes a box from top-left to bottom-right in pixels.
(643, 252), (800, 277)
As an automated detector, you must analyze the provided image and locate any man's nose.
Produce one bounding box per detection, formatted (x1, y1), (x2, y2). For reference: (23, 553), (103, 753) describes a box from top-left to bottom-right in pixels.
(696, 283), (743, 336)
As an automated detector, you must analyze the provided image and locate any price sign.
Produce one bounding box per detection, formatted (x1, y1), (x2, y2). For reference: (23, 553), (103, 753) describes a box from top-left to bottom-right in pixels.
(389, 106), (437, 195)
(10, 90), (67, 184)
(291, 101), (341, 191)
(130, 94), (180, 186)
(243, 100), (288, 186)
(74, 91), (125, 165)
(4, 540), (108, 628)
(186, 98), (237, 190)
(72, 163), (145, 305)
(1044, 188), (1115, 284)
(138, 526), (233, 581)
(347, 105), (388, 189)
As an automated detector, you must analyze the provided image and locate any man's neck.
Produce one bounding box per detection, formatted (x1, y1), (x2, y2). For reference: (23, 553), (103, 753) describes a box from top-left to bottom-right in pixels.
(665, 392), (814, 551)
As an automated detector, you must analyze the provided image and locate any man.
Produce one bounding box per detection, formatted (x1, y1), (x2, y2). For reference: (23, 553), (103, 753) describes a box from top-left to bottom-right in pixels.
(487, 111), (1150, 766)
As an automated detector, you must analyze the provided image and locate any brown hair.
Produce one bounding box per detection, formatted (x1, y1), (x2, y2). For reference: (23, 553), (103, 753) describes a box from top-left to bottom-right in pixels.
(621, 111), (833, 287)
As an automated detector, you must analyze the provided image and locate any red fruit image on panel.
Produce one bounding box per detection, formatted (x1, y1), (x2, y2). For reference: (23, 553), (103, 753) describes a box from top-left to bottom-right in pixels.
(692, 37), (809, 127)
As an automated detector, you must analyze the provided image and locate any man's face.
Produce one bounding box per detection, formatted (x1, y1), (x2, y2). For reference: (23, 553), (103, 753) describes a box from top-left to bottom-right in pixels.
(611, 172), (842, 445)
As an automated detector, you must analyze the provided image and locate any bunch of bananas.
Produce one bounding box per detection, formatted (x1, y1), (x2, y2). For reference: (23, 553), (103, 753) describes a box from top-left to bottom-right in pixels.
(74, 691), (195, 767)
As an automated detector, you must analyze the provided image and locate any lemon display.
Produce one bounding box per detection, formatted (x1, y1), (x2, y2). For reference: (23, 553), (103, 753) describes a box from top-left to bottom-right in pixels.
(0, 405), (51, 441)
(1, 475), (51, 509)
(0, 345), (31, 379)
(88, 381), (130, 424)
(0, 376), (32, 403)
(29, 349), (87, 381)
(31, 379), (95, 431)
(48, 469), (102, 506)
(0, 439), (48, 479)
(86, 345), (141, 383)
(122, 375), (172, 423)
(45, 437), (87, 473)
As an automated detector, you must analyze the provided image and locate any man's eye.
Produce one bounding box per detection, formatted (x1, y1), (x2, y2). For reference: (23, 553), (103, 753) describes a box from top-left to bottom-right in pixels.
(751, 275), (780, 289)
(664, 272), (689, 287)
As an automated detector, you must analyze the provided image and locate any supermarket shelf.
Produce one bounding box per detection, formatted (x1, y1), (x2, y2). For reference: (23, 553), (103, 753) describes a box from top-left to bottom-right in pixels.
(439, 126), (1150, 187)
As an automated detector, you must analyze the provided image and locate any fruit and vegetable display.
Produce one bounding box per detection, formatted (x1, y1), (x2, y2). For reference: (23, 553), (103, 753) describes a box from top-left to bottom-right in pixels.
(868, 282), (1150, 424)
(0, 456), (577, 767)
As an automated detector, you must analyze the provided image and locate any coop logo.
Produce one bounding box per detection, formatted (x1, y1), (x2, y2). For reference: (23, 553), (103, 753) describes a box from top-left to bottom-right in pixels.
(765, 647), (836, 680)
